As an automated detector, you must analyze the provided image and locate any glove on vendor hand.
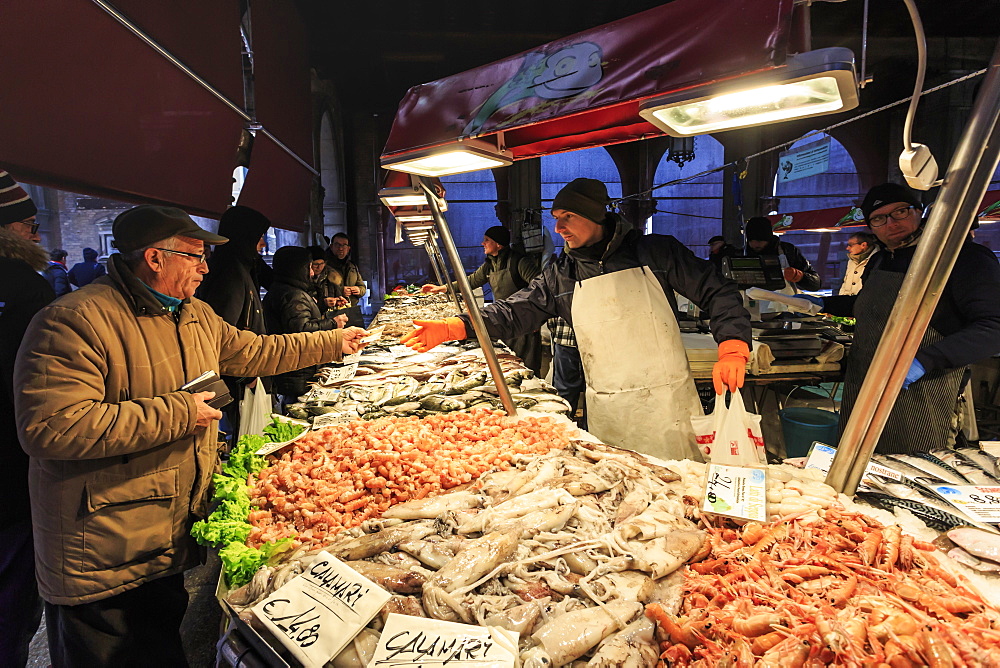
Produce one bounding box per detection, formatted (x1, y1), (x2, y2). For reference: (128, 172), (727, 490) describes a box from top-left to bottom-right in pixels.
(783, 267), (805, 283)
(713, 339), (750, 394)
(400, 317), (466, 352)
(902, 359), (925, 389)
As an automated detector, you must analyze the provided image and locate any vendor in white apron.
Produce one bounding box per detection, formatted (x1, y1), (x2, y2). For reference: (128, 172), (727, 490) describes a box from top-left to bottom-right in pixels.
(401, 178), (753, 461)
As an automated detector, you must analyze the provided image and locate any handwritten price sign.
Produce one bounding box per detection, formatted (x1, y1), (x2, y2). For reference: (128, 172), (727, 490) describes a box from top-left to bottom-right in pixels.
(702, 463), (768, 522)
(370, 614), (518, 668)
(931, 485), (1000, 522)
(252, 551), (391, 667)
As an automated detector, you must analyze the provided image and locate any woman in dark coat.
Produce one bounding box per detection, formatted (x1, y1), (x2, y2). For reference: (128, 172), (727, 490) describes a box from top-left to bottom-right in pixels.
(263, 246), (346, 402)
(196, 205), (273, 434)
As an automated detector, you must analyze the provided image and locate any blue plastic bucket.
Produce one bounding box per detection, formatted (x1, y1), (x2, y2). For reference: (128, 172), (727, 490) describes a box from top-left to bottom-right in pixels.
(779, 406), (839, 458)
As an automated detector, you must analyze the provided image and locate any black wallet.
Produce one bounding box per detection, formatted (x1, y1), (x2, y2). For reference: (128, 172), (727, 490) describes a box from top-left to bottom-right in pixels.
(180, 371), (233, 409)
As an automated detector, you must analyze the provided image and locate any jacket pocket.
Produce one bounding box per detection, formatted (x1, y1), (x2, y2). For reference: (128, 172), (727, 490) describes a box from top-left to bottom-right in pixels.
(81, 467), (179, 573)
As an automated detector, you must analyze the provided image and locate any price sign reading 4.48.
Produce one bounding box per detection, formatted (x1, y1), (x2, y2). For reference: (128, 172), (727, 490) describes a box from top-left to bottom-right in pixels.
(931, 485), (1000, 522)
(252, 551), (392, 668)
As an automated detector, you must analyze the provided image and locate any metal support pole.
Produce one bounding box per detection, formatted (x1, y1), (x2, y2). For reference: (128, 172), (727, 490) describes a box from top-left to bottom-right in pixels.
(424, 241), (445, 286)
(419, 180), (518, 416)
(827, 38), (1000, 495)
(427, 234), (462, 311)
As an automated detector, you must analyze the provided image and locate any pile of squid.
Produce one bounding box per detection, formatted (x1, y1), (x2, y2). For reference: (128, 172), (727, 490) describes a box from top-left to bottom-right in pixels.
(647, 508), (1000, 668)
(229, 439), (706, 667)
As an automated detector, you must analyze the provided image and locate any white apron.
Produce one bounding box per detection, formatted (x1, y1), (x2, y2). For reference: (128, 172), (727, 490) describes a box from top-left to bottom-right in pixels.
(571, 266), (704, 461)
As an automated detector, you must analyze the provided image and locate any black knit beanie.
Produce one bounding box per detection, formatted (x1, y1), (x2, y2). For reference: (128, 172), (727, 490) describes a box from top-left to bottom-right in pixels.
(552, 178), (610, 223)
(484, 225), (510, 247)
(0, 170), (37, 226)
(744, 217), (776, 241)
(861, 183), (923, 221)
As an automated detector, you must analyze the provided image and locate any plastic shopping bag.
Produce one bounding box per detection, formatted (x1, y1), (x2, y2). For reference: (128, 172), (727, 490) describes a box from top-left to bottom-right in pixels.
(691, 390), (765, 466)
(237, 379), (273, 442)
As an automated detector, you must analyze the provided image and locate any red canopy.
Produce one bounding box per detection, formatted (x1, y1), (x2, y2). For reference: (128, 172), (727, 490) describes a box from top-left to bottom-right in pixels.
(0, 0), (313, 228)
(382, 0), (796, 162)
(770, 188), (1000, 232)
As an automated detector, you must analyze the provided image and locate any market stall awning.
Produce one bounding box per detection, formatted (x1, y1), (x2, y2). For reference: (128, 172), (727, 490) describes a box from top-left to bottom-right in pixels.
(0, 0), (244, 218)
(235, 0), (314, 231)
(0, 0), (313, 228)
(381, 0), (797, 164)
(769, 206), (864, 232)
(770, 188), (1000, 232)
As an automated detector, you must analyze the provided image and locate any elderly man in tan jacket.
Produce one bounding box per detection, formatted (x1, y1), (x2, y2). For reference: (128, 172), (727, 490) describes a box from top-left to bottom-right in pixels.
(14, 205), (366, 667)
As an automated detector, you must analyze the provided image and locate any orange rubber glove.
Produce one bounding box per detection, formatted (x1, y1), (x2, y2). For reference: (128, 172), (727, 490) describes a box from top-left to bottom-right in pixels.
(400, 317), (466, 352)
(420, 284), (438, 293)
(713, 339), (750, 394)
(783, 267), (804, 283)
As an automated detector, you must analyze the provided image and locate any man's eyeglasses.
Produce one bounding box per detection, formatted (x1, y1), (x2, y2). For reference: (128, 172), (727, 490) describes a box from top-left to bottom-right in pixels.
(15, 220), (39, 234)
(868, 206), (916, 227)
(154, 248), (207, 264)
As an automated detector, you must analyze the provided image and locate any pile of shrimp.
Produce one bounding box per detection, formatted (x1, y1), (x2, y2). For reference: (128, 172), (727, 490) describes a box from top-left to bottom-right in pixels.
(646, 509), (1000, 667)
(246, 409), (572, 549)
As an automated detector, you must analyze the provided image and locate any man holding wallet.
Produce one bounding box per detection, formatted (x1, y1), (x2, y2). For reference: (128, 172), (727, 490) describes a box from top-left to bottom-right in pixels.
(14, 205), (366, 667)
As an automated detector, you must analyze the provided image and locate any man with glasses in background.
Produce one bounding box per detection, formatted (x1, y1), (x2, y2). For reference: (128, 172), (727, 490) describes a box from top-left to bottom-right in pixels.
(0, 169), (52, 667)
(14, 204), (367, 666)
(802, 182), (1000, 454)
(836, 230), (879, 296)
(321, 232), (367, 327)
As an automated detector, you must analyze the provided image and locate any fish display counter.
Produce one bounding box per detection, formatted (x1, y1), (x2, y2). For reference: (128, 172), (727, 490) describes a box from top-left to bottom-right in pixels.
(202, 408), (1000, 667)
(199, 294), (1000, 667)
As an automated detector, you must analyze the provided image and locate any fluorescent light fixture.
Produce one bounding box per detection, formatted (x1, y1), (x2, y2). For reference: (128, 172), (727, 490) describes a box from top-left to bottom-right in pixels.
(402, 224), (435, 231)
(378, 186), (448, 211)
(381, 139), (513, 177)
(639, 48), (859, 136)
(395, 214), (434, 223)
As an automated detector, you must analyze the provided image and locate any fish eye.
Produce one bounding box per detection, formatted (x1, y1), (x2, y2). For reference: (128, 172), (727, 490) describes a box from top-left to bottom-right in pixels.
(588, 52), (600, 66)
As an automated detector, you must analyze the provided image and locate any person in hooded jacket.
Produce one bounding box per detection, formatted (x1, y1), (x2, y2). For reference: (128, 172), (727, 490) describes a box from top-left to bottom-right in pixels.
(0, 171), (52, 667)
(402, 178), (751, 462)
(263, 246), (348, 402)
(197, 205), (274, 436)
(68, 247), (106, 288)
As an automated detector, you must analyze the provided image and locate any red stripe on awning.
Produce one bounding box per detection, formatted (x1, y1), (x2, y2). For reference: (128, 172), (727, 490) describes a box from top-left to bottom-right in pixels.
(0, 0), (244, 217)
(382, 0), (795, 162)
(771, 188), (1000, 232)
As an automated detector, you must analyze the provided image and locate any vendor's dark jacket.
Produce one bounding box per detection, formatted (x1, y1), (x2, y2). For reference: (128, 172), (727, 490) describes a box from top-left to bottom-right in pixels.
(14, 253), (345, 604)
(453, 246), (541, 302)
(0, 227), (55, 531)
(197, 205), (272, 335)
(744, 238), (821, 291)
(263, 246), (341, 396)
(824, 238), (1000, 374)
(458, 214), (751, 346)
